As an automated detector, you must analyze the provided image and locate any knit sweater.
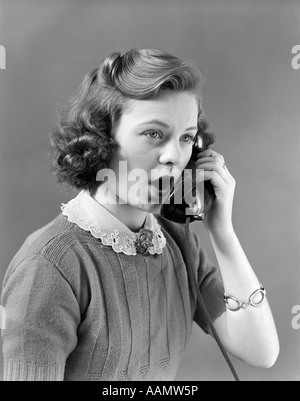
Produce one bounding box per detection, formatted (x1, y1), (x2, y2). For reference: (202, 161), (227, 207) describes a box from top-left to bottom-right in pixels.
(1, 198), (226, 381)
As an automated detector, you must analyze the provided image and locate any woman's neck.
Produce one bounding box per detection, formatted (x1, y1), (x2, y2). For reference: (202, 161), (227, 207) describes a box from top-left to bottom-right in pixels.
(91, 185), (147, 232)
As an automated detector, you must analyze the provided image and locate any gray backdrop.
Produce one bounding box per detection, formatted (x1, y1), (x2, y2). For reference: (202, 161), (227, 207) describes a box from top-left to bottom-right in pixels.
(0, 0), (299, 381)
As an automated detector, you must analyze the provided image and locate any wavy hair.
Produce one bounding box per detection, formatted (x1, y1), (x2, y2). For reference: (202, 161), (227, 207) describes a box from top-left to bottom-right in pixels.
(49, 48), (214, 192)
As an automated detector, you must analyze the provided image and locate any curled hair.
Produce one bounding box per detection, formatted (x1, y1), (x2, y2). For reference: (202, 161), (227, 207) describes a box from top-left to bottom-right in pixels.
(49, 48), (214, 191)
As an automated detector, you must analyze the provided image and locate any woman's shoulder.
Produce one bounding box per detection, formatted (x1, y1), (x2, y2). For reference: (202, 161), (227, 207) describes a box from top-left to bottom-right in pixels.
(4, 213), (100, 281)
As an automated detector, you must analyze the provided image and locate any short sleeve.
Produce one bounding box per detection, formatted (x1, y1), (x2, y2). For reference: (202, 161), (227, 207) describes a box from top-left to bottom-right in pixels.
(1, 254), (81, 381)
(192, 233), (226, 334)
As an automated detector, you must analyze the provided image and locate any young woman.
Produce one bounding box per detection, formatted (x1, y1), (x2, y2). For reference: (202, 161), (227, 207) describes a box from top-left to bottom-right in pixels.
(1, 48), (279, 381)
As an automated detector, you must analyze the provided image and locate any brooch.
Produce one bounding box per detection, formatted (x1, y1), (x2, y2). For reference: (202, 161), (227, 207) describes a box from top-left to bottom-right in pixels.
(133, 228), (155, 255)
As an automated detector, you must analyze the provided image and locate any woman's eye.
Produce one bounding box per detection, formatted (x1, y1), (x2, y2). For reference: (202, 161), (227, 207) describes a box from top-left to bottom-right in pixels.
(181, 134), (195, 143)
(144, 130), (162, 139)
(143, 131), (194, 143)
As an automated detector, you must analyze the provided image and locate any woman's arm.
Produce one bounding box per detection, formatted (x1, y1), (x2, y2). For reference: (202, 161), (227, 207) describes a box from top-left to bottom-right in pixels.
(1, 254), (80, 381)
(209, 228), (279, 368)
(196, 149), (280, 368)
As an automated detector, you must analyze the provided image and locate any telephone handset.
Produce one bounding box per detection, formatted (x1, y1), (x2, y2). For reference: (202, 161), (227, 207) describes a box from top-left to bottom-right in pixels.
(160, 138), (215, 224)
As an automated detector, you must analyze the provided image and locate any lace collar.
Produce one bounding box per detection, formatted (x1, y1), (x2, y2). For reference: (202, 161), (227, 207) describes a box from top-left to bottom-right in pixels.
(61, 190), (166, 256)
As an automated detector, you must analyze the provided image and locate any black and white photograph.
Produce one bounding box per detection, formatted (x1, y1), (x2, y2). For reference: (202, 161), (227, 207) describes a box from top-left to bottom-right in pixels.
(0, 0), (299, 382)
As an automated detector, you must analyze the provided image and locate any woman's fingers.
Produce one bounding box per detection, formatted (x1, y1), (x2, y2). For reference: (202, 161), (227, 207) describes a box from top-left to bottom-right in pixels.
(195, 156), (225, 166)
(195, 149), (234, 183)
(197, 149), (224, 163)
(202, 169), (225, 187)
(196, 161), (230, 183)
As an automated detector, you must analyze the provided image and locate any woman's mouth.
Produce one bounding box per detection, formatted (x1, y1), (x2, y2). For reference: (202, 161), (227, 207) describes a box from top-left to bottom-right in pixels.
(149, 176), (174, 199)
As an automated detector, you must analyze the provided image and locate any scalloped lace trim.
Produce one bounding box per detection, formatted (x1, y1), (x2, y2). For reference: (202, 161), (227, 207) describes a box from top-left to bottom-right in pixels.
(61, 198), (166, 256)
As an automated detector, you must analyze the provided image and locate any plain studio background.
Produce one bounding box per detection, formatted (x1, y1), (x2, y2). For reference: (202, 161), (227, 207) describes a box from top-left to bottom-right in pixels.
(0, 0), (299, 381)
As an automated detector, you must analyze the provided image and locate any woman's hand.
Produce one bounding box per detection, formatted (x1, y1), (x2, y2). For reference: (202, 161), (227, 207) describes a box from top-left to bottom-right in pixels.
(195, 149), (236, 236)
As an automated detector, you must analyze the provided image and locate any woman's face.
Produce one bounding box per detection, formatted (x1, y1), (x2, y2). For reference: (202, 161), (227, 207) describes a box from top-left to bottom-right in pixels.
(104, 91), (200, 213)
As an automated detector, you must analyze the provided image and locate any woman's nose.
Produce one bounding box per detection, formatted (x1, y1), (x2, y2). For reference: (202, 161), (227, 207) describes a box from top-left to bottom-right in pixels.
(159, 141), (182, 166)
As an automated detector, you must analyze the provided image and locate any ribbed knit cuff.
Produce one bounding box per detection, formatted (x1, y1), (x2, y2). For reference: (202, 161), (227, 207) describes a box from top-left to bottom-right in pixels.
(3, 360), (65, 381)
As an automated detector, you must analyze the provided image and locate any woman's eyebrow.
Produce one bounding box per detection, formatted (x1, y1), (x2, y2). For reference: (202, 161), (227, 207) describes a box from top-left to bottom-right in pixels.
(137, 119), (198, 132)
